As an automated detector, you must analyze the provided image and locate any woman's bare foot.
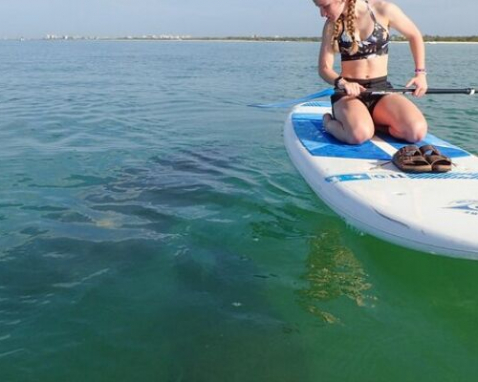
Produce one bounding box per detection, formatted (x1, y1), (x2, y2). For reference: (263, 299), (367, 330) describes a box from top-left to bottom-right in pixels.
(322, 113), (333, 132)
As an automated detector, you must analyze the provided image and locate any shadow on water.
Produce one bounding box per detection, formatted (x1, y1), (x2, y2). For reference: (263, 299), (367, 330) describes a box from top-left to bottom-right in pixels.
(294, 210), (478, 334)
(353, 234), (478, 347)
(309, 224), (478, 380)
(287, 220), (478, 381)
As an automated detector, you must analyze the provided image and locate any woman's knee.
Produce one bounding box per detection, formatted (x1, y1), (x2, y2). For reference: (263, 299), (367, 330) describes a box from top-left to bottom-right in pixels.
(403, 119), (428, 143)
(347, 125), (374, 144)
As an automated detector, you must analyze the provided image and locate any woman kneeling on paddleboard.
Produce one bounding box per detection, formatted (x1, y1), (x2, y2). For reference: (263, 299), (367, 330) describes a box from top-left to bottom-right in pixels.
(313, 0), (427, 144)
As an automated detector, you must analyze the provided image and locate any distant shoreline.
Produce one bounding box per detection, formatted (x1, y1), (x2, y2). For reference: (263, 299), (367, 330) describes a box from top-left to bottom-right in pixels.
(11, 36), (478, 44)
(150, 40), (478, 45)
(73, 39), (478, 45)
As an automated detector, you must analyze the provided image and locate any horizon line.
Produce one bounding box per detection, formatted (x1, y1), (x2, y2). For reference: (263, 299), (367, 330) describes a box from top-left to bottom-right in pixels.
(7, 34), (478, 42)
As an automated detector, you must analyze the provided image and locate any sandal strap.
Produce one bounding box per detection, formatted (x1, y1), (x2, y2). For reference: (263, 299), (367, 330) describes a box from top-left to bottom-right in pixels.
(393, 146), (429, 166)
(427, 155), (452, 166)
(419, 144), (441, 156)
(399, 156), (430, 166)
(397, 145), (420, 155)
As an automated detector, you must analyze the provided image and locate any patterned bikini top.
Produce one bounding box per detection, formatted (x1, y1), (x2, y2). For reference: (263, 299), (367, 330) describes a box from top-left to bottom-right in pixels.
(338, 0), (390, 61)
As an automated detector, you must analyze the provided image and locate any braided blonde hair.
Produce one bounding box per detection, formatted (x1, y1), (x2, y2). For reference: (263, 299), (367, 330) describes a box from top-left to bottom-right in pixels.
(332, 0), (359, 55)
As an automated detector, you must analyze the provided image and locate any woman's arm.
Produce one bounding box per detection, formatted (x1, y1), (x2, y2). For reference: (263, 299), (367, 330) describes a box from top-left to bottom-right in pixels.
(382, 1), (428, 97)
(318, 21), (340, 84)
(318, 20), (365, 96)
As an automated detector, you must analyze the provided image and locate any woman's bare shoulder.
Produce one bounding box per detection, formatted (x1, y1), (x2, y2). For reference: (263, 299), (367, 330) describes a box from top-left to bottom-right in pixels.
(323, 19), (333, 32)
(371, 0), (403, 18)
(322, 19), (335, 38)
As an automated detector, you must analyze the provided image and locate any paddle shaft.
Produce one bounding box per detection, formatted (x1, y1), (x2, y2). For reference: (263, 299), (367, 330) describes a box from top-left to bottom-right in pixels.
(249, 87), (475, 108)
(335, 88), (476, 96)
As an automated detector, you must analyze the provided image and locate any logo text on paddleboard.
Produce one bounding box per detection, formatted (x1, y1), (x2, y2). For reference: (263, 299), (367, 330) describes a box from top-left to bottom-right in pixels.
(447, 200), (478, 215)
(326, 172), (478, 183)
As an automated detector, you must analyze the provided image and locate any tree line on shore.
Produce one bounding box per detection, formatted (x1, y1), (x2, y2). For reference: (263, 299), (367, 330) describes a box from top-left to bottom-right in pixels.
(187, 35), (478, 43)
(36, 35), (478, 43)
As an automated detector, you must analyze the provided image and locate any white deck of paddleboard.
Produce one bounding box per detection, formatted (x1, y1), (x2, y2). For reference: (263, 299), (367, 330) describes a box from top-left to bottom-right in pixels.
(284, 102), (478, 259)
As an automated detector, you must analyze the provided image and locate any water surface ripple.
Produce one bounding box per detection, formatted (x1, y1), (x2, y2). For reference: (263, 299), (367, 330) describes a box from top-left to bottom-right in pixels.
(0, 41), (478, 381)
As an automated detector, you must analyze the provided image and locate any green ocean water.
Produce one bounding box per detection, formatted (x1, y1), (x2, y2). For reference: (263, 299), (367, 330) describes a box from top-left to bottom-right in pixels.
(0, 40), (478, 381)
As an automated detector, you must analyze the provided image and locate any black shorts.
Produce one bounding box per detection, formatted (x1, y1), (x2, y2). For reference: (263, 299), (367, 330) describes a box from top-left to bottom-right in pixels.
(331, 76), (393, 116)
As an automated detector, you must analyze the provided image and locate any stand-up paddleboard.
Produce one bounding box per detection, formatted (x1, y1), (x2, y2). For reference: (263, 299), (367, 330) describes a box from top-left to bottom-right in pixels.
(284, 101), (478, 260)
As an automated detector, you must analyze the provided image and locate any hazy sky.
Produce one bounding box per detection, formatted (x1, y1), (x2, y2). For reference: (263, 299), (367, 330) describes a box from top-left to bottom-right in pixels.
(1, 0), (476, 38)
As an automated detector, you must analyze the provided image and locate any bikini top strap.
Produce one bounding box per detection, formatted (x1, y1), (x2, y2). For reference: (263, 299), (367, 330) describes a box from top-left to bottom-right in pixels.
(363, 0), (378, 23)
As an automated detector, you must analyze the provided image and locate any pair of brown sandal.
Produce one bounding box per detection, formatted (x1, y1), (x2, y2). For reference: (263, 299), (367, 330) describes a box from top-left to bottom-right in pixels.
(392, 144), (452, 173)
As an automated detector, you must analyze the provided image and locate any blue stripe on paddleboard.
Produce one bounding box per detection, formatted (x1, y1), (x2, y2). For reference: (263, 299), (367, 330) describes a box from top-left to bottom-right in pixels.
(292, 114), (392, 160)
(292, 103), (471, 160)
(325, 172), (478, 183)
(377, 132), (471, 159)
